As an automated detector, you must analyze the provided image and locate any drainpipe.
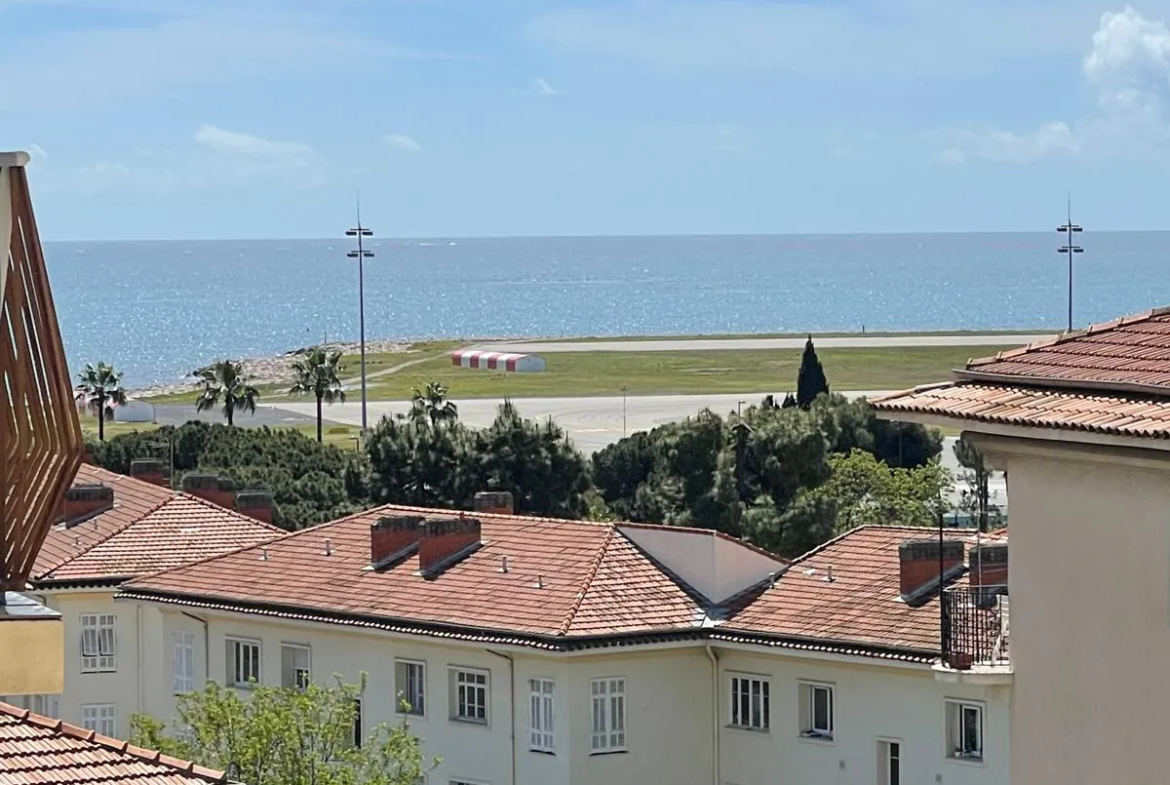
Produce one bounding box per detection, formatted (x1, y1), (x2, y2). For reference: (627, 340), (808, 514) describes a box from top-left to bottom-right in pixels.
(181, 611), (210, 686)
(136, 604), (144, 714)
(704, 644), (720, 785)
(488, 649), (516, 785)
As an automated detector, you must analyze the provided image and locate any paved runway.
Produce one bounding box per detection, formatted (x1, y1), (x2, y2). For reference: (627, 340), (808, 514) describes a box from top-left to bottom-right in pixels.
(469, 334), (1051, 354)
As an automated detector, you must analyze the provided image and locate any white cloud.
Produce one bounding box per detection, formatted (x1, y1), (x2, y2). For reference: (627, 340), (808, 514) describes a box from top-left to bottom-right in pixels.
(930, 6), (1170, 162)
(530, 77), (562, 96)
(385, 134), (422, 153)
(194, 124), (314, 162)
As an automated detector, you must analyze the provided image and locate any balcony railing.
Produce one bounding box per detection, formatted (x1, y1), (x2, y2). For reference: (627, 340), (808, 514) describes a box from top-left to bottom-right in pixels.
(941, 585), (1010, 669)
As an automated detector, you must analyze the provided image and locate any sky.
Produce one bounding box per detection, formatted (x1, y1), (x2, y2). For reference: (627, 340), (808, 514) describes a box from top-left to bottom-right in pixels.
(7, 0), (1170, 239)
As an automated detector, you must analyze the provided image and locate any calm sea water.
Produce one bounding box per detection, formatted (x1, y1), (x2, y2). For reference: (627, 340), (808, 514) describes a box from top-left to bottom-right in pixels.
(45, 232), (1170, 387)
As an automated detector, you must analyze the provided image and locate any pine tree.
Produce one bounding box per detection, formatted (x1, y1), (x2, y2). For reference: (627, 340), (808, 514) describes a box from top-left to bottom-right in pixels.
(796, 336), (829, 409)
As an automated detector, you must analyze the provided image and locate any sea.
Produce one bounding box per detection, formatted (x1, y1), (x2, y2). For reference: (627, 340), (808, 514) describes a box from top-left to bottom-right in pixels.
(45, 232), (1170, 388)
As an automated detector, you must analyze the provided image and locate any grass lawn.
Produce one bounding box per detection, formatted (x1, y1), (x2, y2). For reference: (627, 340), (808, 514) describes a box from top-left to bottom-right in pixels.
(535, 328), (1046, 343)
(359, 344), (1012, 400)
(80, 417), (364, 450)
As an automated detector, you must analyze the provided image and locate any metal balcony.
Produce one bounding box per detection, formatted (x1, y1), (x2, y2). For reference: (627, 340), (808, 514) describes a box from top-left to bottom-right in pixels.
(935, 585), (1012, 685)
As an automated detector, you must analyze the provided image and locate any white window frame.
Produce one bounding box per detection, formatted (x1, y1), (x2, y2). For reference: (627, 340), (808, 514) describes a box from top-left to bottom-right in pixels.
(173, 631), (196, 694)
(878, 738), (902, 785)
(589, 677), (627, 754)
(9, 694), (59, 718)
(946, 700), (984, 762)
(226, 637), (261, 688)
(528, 677), (555, 753)
(281, 643), (311, 690)
(799, 681), (835, 740)
(80, 614), (116, 673)
(81, 703), (116, 736)
(728, 673), (770, 731)
(395, 659), (426, 716)
(449, 667), (489, 724)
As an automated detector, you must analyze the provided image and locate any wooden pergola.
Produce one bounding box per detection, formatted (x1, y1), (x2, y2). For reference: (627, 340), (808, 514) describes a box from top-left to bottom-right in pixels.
(0, 152), (83, 596)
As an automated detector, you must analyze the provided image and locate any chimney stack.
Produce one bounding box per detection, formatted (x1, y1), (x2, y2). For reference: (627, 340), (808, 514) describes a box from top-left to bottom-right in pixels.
(63, 483), (113, 525)
(969, 542), (1008, 588)
(419, 516), (482, 575)
(181, 473), (237, 509)
(234, 491), (275, 525)
(370, 515), (425, 566)
(130, 458), (168, 487)
(473, 491), (515, 515)
(899, 539), (965, 601)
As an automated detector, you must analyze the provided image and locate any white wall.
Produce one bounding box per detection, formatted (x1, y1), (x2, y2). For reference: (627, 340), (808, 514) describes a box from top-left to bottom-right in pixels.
(997, 446), (1170, 785)
(715, 648), (1010, 785)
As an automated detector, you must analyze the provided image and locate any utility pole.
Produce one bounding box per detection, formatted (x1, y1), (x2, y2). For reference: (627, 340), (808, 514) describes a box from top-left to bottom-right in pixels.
(1057, 194), (1083, 334)
(346, 195), (374, 432)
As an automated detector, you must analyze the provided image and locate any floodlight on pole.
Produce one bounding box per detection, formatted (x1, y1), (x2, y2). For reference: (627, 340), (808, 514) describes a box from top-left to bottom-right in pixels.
(346, 194), (374, 432)
(1056, 193), (1083, 334)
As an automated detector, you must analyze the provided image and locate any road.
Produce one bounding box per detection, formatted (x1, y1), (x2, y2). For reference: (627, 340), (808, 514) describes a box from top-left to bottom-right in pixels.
(152, 403), (317, 428)
(468, 334), (1051, 354)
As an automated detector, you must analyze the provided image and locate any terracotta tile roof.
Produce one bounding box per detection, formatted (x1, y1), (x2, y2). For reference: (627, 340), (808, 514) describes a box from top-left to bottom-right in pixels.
(121, 504), (706, 642)
(870, 382), (1170, 439)
(34, 465), (281, 585)
(0, 702), (227, 785)
(961, 307), (1170, 393)
(723, 526), (1005, 658)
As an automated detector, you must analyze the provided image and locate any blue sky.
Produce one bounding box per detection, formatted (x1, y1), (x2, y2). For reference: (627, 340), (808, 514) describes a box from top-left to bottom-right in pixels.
(6, 0), (1170, 239)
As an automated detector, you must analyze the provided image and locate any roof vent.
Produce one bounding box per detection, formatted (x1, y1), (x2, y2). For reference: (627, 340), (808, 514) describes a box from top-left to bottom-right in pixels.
(324, 539), (332, 556)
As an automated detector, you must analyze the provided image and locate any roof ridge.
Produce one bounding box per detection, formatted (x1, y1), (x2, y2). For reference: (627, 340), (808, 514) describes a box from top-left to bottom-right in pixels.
(172, 490), (286, 534)
(0, 701), (227, 783)
(557, 525), (616, 636)
(967, 308), (1170, 370)
(785, 524), (878, 567)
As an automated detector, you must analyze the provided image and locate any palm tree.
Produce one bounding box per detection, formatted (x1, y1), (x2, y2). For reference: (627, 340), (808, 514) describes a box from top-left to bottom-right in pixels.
(410, 381), (458, 428)
(195, 360), (260, 426)
(288, 349), (346, 442)
(77, 362), (127, 441)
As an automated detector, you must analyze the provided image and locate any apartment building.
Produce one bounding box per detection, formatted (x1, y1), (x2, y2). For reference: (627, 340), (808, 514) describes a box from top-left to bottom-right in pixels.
(5, 463), (280, 736)
(107, 499), (1011, 785)
(872, 306), (1170, 785)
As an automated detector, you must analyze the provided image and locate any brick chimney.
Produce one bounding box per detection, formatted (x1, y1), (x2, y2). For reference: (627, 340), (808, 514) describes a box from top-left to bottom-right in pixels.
(63, 483), (113, 525)
(473, 491), (515, 515)
(130, 458), (168, 487)
(418, 515), (482, 575)
(370, 515), (425, 566)
(182, 473), (236, 509)
(234, 491), (275, 525)
(899, 539), (965, 601)
(969, 542), (1008, 588)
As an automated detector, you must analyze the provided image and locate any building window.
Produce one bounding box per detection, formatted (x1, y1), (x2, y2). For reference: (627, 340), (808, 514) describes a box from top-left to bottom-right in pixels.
(528, 678), (555, 752)
(8, 694), (59, 718)
(81, 704), (116, 736)
(352, 698), (363, 748)
(395, 660), (426, 715)
(729, 674), (770, 730)
(80, 614), (116, 672)
(878, 740), (901, 785)
(173, 631), (196, 693)
(590, 677), (626, 753)
(946, 701), (984, 761)
(226, 638), (261, 687)
(449, 668), (488, 723)
(281, 644), (311, 690)
(799, 681), (834, 740)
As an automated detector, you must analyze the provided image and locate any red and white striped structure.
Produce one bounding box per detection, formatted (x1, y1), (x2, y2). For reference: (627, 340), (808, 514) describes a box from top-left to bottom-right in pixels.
(451, 349), (546, 373)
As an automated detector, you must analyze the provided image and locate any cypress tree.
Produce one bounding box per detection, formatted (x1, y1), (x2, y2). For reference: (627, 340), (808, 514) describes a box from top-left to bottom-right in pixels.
(796, 336), (829, 409)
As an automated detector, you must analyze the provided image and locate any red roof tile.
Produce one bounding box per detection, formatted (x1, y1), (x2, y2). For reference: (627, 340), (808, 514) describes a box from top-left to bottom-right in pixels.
(870, 382), (1170, 439)
(724, 526), (1004, 656)
(35, 466), (281, 585)
(122, 504), (705, 641)
(962, 307), (1170, 393)
(0, 702), (227, 785)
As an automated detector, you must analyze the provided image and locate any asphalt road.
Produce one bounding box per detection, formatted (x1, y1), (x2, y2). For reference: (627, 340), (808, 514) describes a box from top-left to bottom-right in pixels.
(152, 403), (318, 428)
(468, 334), (1052, 354)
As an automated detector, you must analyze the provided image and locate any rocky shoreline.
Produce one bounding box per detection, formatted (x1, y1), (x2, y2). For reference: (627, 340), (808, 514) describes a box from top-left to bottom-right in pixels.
(127, 339), (417, 398)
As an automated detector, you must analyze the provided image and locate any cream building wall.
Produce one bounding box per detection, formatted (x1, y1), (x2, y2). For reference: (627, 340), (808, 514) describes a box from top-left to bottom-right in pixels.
(977, 438), (1170, 785)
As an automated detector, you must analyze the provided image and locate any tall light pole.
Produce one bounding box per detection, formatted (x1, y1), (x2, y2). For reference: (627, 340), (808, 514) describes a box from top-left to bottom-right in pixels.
(619, 385), (628, 437)
(346, 197), (374, 431)
(1057, 195), (1083, 334)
